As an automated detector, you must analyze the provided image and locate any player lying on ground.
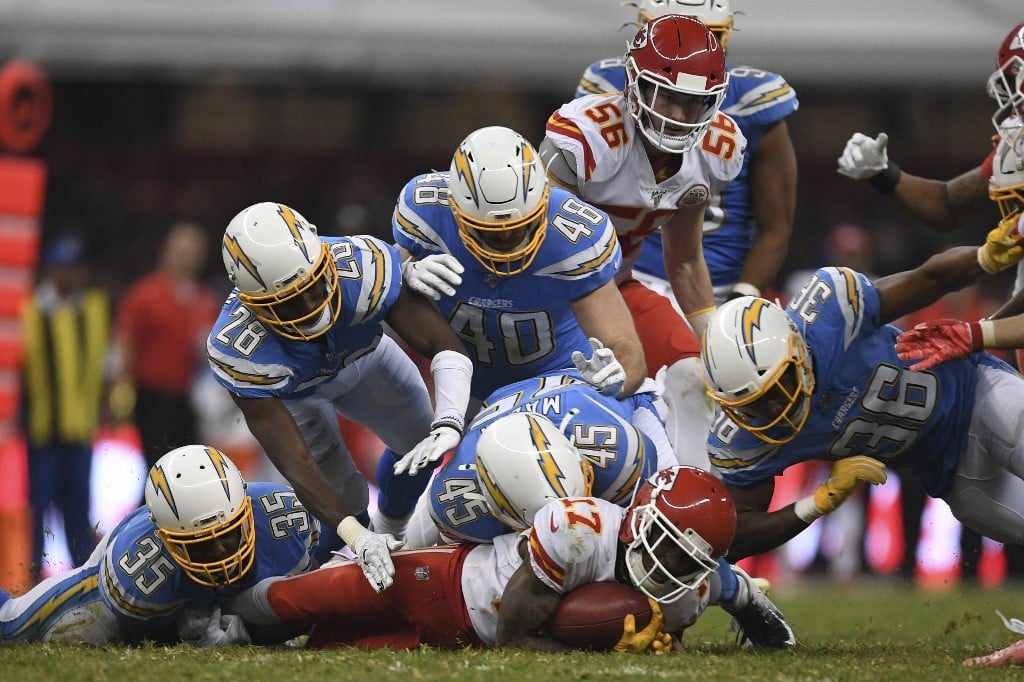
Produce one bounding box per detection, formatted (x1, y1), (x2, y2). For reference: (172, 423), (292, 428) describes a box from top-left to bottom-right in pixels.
(0, 446), (316, 646)
(229, 463), (795, 651)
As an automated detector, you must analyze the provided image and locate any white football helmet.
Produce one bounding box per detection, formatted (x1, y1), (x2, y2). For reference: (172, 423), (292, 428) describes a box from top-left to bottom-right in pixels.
(634, 0), (735, 49)
(145, 445), (256, 587)
(991, 117), (1024, 229)
(620, 466), (736, 604)
(625, 15), (729, 153)
(475, 412), (594, 530)
(448, 126), (550, 276)
(702, 296), (815, 445)
(222, 201), (341, 341)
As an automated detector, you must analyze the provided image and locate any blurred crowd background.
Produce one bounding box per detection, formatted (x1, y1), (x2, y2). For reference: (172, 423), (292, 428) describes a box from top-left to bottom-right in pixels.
(1, 0), (1021, 593)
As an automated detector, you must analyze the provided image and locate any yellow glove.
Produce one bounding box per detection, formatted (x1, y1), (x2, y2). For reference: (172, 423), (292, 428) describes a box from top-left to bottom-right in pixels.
(612, 599), (667, 654)
(978, 214), (1024, 274)
(794, 456), (887, 522)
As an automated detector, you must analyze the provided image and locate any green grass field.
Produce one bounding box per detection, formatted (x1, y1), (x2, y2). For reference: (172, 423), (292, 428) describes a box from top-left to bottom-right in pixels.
(2, 580), (1023, 681)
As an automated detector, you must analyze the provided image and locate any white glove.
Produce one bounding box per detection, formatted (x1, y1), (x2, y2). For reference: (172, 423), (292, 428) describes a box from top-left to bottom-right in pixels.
(393, 424), (462, 476)
(353, 530), (405, 593)
(177, 605), (251, 647)
(837, 132), (889, 180)
(572, 337), (626, 397)
(401, 254), (464, 301)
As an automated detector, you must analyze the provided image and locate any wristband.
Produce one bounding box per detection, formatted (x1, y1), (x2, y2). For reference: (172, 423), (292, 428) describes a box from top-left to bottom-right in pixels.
(337, 515), (369, 549)
(977, 246), (1002, 275)
(976, 319), (997, 350)
(686, 305), (717, 337)
(793, 496), (823, 524)
(429, 418), (463, 435)
(728, 282), (761, 300)
(867, 163), (902, 194)
(430, 350), (472, 432)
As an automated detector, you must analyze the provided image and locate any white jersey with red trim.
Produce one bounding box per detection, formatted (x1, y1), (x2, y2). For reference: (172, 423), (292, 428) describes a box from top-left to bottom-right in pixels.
(460, 497), (710, 644)
(544, 92), (746, 270)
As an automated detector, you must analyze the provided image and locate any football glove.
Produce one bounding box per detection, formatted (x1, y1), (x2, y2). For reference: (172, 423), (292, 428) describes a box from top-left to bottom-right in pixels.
(837, 132), (889, 180)
(177, 605), (251, 647)
(337, 516), (404, 593)
(895, 319), (984, 371)
(812, 456), (887, 515)
(393, 423), (462, 476)
(401, 254), (464, 301)
(353, 530), (405, 594)
(572, 337), (626, 397)
(977, 213), (1024, 274)
(612, 600), (670, 654)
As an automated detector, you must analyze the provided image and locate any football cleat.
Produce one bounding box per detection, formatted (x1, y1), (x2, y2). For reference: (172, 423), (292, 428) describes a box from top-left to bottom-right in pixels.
(721, 566), (796, 649)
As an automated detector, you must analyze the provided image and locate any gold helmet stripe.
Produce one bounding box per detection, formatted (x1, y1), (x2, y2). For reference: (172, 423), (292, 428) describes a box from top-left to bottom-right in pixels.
(223, 234), (264, 290)
(148, 465), (178, 520)
(521, 143), (535, 203)
(740, 298), (770, 364)
(204, 446), (233, 500)
(528, 414), (570, 497)
(451, 145), (479, 209)
(277, 204), (312, 262)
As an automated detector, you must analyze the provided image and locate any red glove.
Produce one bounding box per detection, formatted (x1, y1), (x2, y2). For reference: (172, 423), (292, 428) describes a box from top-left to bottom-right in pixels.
(894, 319), (984, 371)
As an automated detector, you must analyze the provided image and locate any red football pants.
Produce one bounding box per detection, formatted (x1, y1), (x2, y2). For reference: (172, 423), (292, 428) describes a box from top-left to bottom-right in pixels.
(268, 545), (484, 649)
(619, 277), (701, 377)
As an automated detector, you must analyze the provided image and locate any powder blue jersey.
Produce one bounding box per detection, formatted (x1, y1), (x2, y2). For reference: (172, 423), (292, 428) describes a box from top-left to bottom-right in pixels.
(429, 371), (658, 542)
(207, 235), (402, 399)
(577, 59), (798, 288)
(99, 482), (317, 629)
(707, 267), (1009, 497)
(394, 172), (621, 398)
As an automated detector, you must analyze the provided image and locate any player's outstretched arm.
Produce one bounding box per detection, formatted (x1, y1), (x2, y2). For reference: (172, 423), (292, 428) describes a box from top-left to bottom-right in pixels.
(231, 395), (360, 530)
(726, 459), (885, 560)
(232, 395), (401, 593)
(837, 131), (991, 232)
(385, 286), (473, 476)
(874, 246), (988, 325)
(890, 166), (991, 233)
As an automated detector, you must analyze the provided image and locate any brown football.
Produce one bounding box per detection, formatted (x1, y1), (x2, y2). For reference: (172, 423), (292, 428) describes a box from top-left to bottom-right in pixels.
(547, 581), (653, 650)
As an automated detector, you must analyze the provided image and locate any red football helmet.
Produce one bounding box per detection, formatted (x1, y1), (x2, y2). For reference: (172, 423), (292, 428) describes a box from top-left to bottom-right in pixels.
(619, 465), (736, 603)
(625, 14), (729, 153)
(988, 22), (1024, 138)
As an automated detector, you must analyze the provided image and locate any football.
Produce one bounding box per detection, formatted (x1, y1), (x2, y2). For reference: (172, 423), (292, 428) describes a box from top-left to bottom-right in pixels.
(547, 581), (653, 650)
